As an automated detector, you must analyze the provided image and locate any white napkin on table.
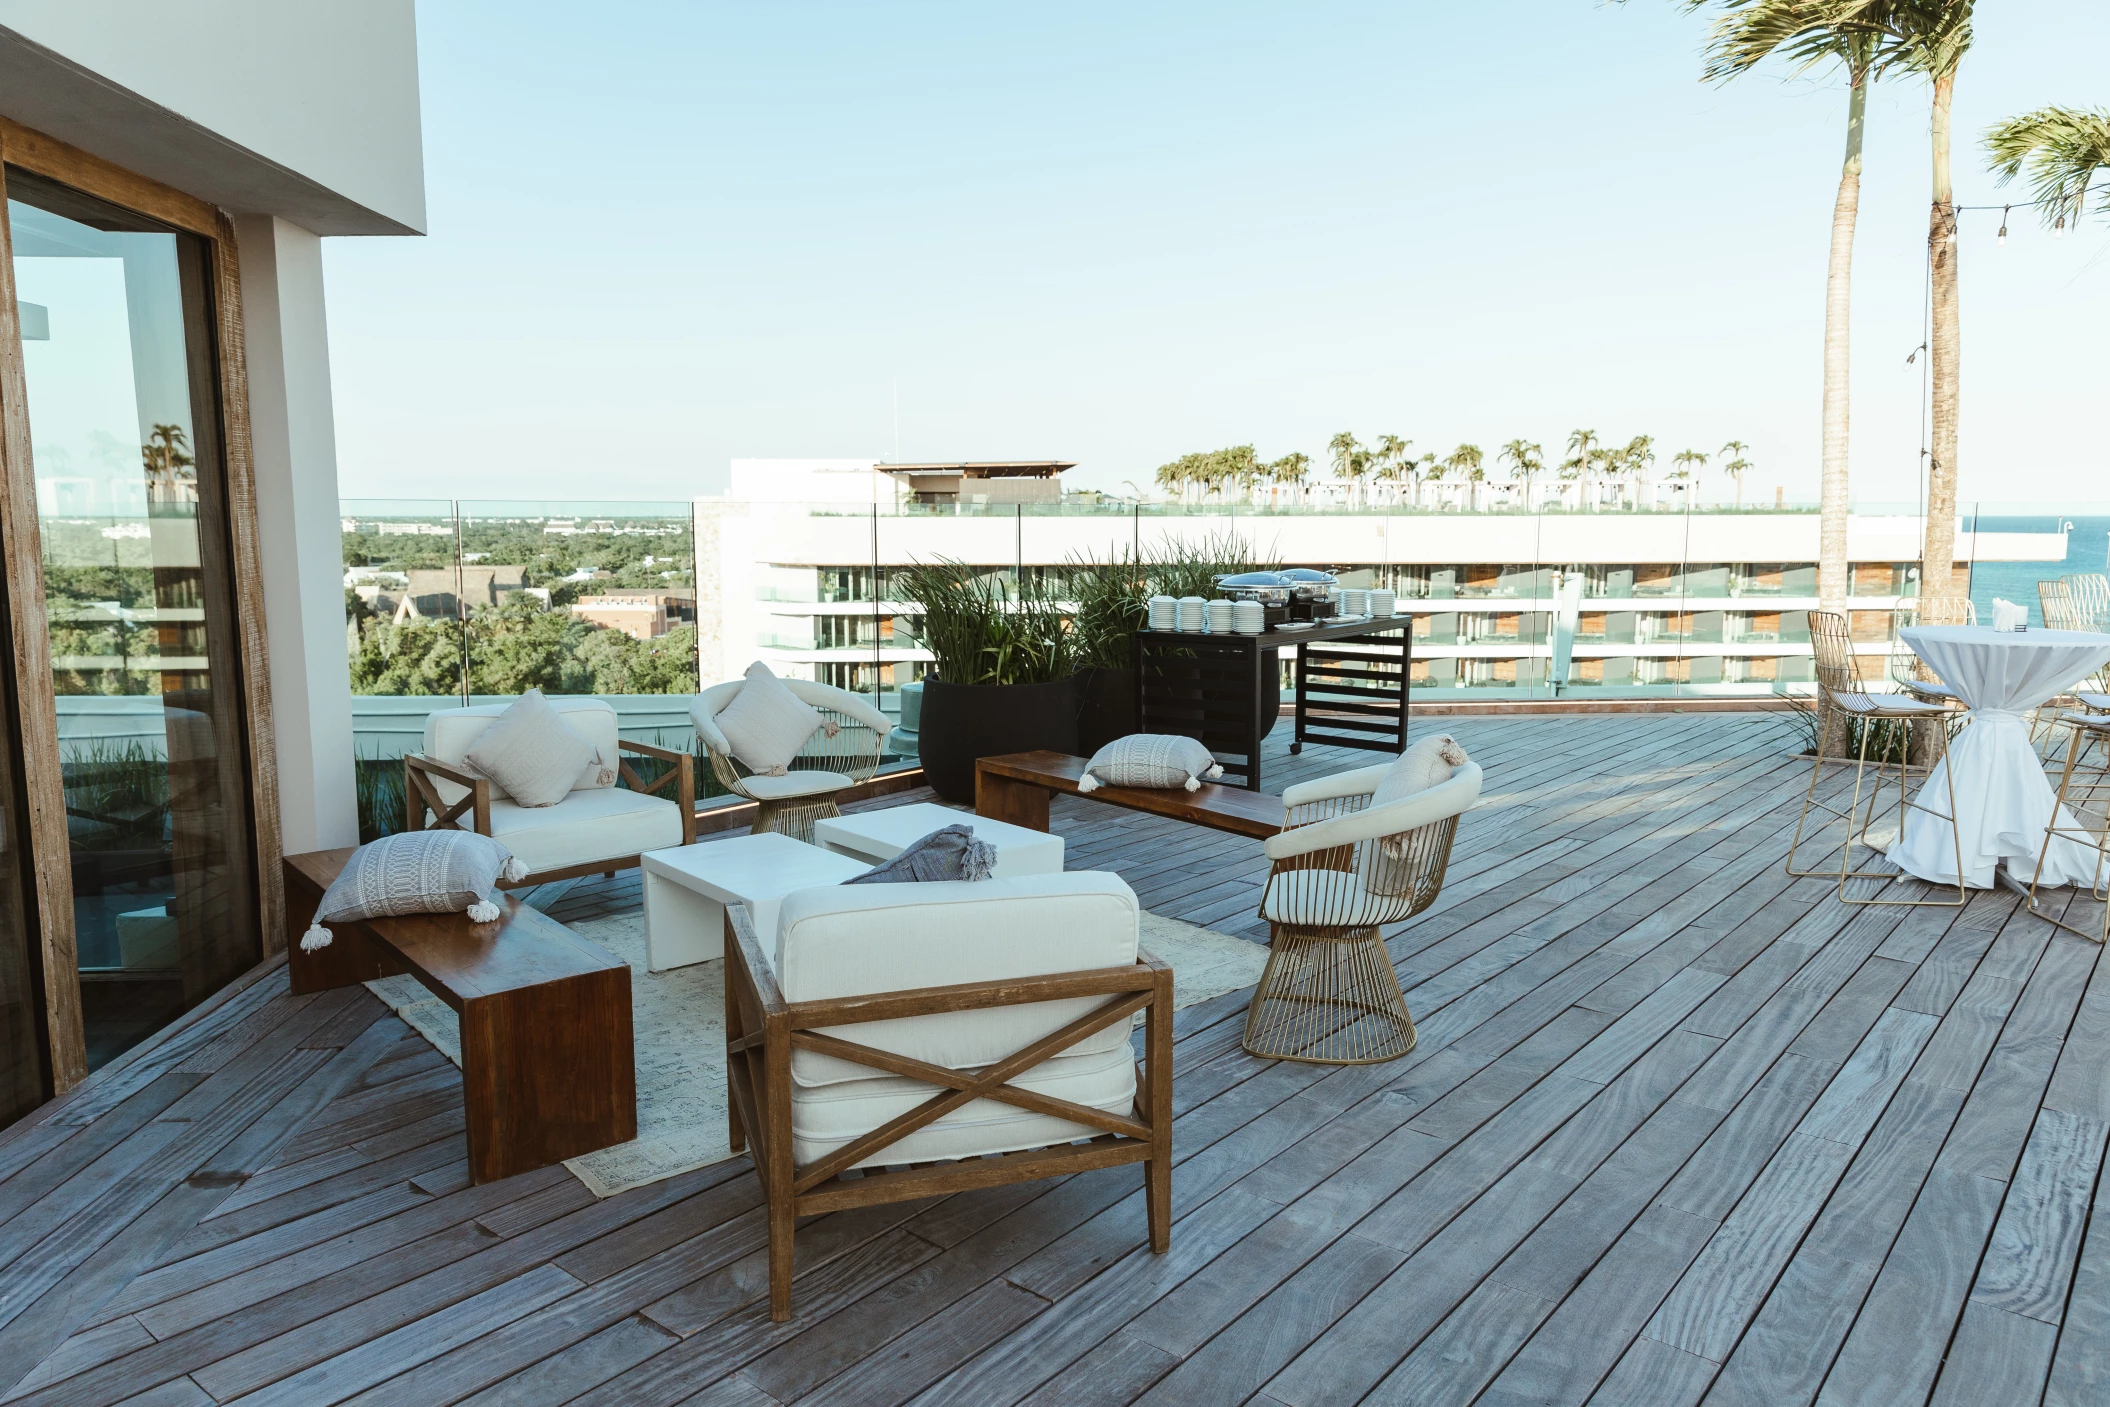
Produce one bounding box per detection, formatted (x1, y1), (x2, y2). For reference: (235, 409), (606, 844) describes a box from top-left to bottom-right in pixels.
(1990, 598), (2027, 632)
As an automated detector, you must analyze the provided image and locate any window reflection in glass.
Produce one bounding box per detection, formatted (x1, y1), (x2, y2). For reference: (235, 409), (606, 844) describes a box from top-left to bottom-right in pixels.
(9, 170), (257, 1070)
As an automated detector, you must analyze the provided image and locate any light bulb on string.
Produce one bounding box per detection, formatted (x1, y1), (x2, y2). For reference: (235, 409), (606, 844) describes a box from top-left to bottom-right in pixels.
(2056, 214), (2067, 238)
(1997, 206), (2009, 246)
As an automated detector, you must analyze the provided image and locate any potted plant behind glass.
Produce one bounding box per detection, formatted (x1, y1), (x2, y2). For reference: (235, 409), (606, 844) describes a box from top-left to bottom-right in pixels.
(896, 559), (1079, 803)
(1065, 549), (1149, 755)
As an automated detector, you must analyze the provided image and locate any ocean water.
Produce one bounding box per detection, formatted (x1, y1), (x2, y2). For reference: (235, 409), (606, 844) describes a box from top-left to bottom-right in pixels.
(1964, 516), (2110, 627)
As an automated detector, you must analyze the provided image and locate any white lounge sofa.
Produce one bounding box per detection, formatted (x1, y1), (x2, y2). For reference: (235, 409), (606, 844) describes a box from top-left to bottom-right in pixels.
(725, 870), (1172, 1320)
(403, 696), (694, 883)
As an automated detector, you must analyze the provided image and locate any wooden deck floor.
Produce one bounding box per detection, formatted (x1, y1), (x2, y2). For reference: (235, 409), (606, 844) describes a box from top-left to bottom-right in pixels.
(2, 711), (2107, 1405)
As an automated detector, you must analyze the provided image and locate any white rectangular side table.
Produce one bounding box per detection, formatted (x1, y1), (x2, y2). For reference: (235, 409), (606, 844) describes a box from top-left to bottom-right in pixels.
(640, 833), (868, 973)
(812, 801), (1064, 877)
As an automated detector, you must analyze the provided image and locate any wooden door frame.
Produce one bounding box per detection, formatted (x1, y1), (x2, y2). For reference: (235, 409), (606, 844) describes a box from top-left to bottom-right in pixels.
(0, 118), (281, 1094)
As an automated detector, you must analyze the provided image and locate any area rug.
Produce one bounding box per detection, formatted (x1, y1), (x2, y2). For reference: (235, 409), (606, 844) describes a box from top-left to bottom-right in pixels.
(364, 907), (1267, 1198)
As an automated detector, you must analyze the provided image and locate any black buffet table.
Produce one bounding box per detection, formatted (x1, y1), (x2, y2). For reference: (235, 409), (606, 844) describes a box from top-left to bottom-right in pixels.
(1131, 616), (1412, 791)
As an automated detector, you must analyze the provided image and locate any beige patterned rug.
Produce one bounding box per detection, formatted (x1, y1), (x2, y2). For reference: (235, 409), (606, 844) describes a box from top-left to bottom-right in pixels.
(365, 908), (1267, 1197)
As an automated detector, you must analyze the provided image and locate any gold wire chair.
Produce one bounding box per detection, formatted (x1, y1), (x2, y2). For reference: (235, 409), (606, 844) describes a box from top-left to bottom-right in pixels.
(2065, 573), (2110, 631)
(1785, 610), (1964, 905)
(691, 678), (891, 842)
(1244, 761), (1481, 1065)
(2028, 712), (2110, 944)
(1886, 596), (1973, 709)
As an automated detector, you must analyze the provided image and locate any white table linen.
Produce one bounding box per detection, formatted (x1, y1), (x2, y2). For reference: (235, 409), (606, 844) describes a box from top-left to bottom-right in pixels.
(1890, 626), (2110, 888)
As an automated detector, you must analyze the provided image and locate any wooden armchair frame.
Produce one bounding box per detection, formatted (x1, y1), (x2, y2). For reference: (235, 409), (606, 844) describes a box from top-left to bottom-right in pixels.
(402, 738), (696, 885)
(723, 902), (1173, 1321)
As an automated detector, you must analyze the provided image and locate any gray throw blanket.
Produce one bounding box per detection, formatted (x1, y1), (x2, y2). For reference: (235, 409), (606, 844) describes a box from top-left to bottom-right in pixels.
(843, 824), (998, 884)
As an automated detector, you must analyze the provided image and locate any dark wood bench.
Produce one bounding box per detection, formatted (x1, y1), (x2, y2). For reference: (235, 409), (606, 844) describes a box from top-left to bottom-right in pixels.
(975, 750), (1287, 838)
(284, 849), (637, 1184)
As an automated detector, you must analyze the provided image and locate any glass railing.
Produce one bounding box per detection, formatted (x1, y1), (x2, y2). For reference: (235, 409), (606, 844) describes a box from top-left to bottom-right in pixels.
(336, 493), (2110, 833)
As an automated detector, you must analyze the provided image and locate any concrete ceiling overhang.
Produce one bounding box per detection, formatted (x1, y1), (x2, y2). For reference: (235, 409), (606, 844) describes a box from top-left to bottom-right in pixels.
(0, 23), (420, 236)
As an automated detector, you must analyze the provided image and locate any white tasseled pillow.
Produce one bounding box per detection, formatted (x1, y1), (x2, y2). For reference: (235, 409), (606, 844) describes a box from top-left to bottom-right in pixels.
(713, 661), (824, 776)
(1078, 734), (1224, 793)
(1367, 733), (1471, 871)
(300, 830), (528, 953)
(463, 688), (598, 808)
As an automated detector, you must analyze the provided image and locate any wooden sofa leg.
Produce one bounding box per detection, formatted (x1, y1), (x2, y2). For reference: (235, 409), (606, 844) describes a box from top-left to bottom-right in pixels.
(1146, 966), (1173, 1253)
(769, 1200), (796, 1322)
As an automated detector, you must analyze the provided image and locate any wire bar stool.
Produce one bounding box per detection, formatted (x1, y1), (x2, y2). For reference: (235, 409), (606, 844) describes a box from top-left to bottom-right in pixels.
(2027, 712), (2110, 944)
(1785, 610), (1964, 906)
(1887, 597), (1972, 710)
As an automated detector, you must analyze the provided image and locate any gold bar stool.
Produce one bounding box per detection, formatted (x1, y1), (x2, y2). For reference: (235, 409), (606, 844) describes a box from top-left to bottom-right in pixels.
(1245, 761), (1480, 1065)
(1786, 610), (1965, 906)
(2028, 712), (2110, 944)
(1888, 597), (1972, 710)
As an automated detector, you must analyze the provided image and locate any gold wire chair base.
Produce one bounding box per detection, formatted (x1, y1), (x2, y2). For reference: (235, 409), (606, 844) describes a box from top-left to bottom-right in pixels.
(2024, 714), (2110, 944)
(1243, 925), (1419, 1065)
(1784, 687), (1965, 908)
(748, 794), (846, 845)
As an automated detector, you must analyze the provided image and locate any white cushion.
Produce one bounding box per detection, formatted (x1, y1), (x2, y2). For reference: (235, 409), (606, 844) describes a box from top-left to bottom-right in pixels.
(1364, 734), (1469, 891)
(713, 662), (823, 774)
(769, 872), (1140, 1089)
(423, 697), (620, 806)
(1078, 734), (1222, 793)
(738, 769), (854, 801)
(464, 690), (597, 808)
(484, 787), (684, 875)
(789, 1044), (1135, 1168)
(1261, 868), (1406, 927)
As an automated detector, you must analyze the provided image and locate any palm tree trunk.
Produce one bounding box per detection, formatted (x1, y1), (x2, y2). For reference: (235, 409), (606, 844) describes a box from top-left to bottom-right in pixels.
(1818, 75), (1866, 617)
(1922, 70), (1961, 605)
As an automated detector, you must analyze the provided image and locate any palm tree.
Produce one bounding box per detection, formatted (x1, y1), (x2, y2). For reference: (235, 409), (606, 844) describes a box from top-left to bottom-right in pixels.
(1374, 434), (1414, 506)
(1267, 452), (1311, 506)
(1590, 446), (1625, 508)
(1500, 439), (1545, 511)
(1441, 445), (1483, 512)
(1724, 451), (1754, 508)
(1986, 106), (2110, 235)
(1328, 432), (1376, 510)
(1825, 1), (1975, 603)
(1623, 434), (1656, 508)
(1683, 0), (1880, 614)
(1563, 429), (1600, 511)
(141, 422), (196, 502)
(1672, 448), (1710, 505)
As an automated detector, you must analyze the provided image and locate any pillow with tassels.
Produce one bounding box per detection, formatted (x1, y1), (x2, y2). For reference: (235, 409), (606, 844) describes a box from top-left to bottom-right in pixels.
(1077, 734), (1223, 793)
(301, 830), (527, 952)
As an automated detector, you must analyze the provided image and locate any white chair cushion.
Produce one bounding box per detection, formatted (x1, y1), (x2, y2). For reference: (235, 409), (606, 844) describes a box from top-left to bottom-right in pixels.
(738, 770), (854, 801)
(1261, 869), (1404, 927)
(423, 697), (620, 805)
(713, 662), (823, 774)
(464, 690), (597, 808)
(789, 1044), (1134, 1168)
(483, 787), (683, 875)
(769, 872), (1139, 1088)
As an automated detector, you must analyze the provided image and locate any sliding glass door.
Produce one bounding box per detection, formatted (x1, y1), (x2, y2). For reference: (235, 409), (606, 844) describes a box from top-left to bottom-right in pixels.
(7, 168), (258, 1070)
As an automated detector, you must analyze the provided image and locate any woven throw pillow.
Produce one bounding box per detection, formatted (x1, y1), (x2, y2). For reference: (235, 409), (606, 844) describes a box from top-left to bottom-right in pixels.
(300, 831), (527, 952)
(1077, 734), (1223, 793)
(842, 824), (998, 884)
(1365, 734), (1471, 890)
(714, 661), (824, 776)
(464, 689), (598, 807)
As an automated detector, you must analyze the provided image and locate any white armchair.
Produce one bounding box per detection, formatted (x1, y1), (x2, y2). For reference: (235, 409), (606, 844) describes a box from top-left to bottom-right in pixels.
(724, 871), (1172, 1320)
(403, 697), (694, 885)
(1244, 759), (1482, 1065)
(692, 678), (891, 841)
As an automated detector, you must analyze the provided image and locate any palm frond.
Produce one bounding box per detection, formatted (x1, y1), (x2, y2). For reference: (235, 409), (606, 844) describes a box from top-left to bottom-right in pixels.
(1986, 106), (2110, 227)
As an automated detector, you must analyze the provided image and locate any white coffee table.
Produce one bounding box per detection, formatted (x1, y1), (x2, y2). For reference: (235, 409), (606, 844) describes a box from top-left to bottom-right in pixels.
(812, 801), (1064, 877)
(640, 833), (868, 973)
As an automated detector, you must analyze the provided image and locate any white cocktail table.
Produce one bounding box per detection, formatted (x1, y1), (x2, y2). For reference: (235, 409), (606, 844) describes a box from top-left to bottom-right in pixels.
(813, 801), (1064, 877)
(640, 833), (868, 973)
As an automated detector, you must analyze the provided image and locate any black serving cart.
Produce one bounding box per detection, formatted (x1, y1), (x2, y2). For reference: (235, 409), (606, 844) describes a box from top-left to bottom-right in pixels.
(1131, 617), (1412, 791)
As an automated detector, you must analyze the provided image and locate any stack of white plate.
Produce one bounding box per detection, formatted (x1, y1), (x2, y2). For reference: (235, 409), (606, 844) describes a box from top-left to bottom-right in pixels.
(1206, 599), (1235, 634)
(1341, 588), (1368, 616)
(1148, 595), (1176, 630)
(1177, 596), (1207, 632)
(1233, 600), (1265, 634)
(1370, 588), (1397, 617)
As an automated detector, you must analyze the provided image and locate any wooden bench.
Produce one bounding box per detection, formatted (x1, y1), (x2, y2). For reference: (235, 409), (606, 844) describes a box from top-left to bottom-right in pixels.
(976, 750), (1286, 838)
(284, 849), (637, 1184)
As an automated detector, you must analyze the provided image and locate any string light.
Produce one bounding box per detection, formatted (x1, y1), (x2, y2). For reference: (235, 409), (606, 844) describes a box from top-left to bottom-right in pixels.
(1997, 206), (2009, 246)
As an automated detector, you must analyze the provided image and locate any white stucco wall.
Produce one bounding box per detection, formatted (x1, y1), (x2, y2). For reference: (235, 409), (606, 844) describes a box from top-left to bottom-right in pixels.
(0, 1), (425, 233)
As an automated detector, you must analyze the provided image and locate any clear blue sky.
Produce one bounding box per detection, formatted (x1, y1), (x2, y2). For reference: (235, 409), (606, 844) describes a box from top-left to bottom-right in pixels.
(324, 0), (2108, 510)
